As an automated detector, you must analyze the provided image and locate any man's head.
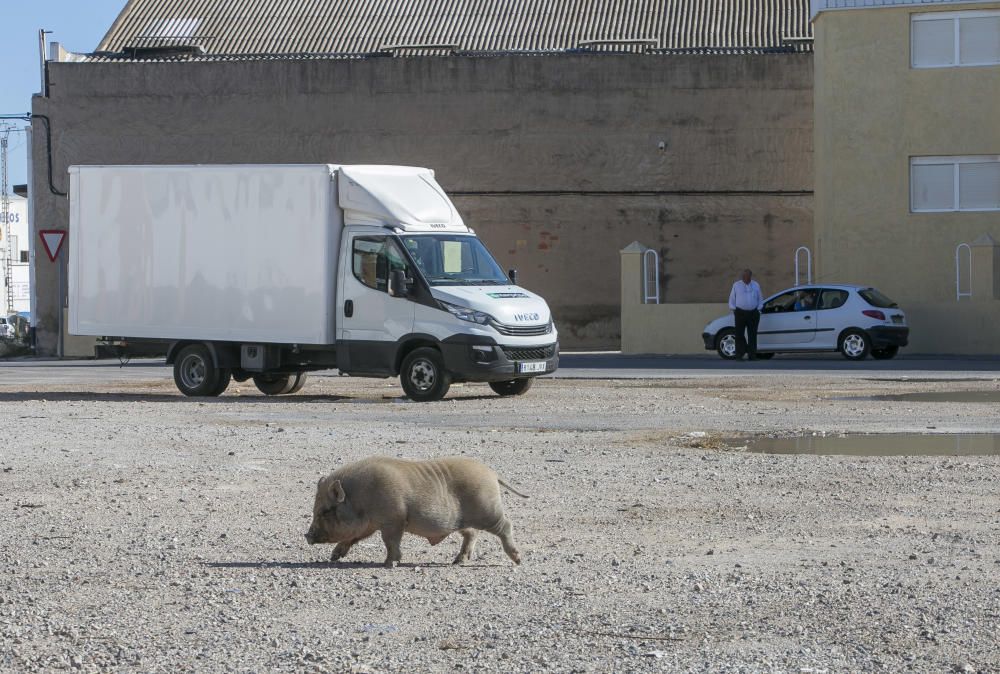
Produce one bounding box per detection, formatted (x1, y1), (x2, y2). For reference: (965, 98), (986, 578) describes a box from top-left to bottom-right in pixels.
(741, 269), (753, 284)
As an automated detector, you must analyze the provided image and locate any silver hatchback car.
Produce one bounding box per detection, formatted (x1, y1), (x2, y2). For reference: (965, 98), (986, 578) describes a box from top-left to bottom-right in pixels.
(702, 284), (909, 360)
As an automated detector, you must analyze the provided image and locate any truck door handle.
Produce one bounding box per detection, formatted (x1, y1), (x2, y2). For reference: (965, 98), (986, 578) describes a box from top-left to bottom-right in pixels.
(344, 300), (354, 318)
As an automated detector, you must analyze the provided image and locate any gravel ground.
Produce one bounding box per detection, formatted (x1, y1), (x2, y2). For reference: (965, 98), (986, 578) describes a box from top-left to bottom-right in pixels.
(1, 373), (998, 673)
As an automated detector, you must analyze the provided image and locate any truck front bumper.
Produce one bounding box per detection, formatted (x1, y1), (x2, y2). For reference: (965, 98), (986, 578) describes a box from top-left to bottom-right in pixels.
(441, 337), (559, 383)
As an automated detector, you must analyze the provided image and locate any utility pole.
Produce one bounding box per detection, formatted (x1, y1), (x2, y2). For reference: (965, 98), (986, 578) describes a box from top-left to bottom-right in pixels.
(1, 124), (13, 315)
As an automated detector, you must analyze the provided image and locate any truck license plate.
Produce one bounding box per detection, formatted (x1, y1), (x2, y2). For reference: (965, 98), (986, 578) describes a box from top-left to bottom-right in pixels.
(518, 361), (547, 374)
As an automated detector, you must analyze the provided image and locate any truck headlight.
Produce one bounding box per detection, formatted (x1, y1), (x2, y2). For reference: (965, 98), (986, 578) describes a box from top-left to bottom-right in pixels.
(439, 301), (492, 325)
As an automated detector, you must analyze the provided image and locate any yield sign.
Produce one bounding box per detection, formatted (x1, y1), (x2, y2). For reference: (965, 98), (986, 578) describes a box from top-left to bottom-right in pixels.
(39, 230), (67, 262)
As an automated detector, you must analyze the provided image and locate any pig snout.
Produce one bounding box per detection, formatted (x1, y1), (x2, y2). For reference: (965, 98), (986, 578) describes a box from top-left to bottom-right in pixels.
(304, 521), (323, 545)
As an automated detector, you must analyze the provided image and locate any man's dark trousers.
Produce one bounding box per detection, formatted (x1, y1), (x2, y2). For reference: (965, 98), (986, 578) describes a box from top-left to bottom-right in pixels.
(733, 308), (760, 359)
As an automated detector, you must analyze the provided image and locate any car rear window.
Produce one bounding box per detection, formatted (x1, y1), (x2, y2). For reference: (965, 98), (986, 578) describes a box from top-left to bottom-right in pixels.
(859, 288), (898, 308)
(817, 289), (848, 310)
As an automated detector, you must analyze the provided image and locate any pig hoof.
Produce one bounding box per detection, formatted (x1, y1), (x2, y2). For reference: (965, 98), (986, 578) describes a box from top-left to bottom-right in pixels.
(452, 554), (468, 565)
(384, 560), (399, 569)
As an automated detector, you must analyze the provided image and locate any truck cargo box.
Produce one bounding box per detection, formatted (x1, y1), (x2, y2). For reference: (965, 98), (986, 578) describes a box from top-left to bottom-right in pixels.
(69, 164), (342, 344)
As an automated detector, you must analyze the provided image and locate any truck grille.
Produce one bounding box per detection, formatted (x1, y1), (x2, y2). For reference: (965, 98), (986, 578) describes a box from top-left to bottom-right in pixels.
(501, 344), (556, 361)
(489, 319), (553, 337)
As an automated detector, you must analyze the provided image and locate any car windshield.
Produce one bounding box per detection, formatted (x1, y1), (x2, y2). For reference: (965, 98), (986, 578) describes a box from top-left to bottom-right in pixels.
(400, 234), (510, 286)
(859, 288), (898, 308)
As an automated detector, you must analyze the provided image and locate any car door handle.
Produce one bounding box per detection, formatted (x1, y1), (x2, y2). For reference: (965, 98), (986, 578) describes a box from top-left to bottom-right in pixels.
(803, 315), (811, 320)
(344, 300), (354, 318)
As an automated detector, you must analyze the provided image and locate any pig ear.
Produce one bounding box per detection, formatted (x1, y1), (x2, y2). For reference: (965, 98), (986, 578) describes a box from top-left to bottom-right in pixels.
(329, 479), (346, 503)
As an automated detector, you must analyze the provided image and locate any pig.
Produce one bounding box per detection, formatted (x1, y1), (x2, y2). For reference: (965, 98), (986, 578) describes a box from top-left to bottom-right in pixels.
(304, 456), (528, 568)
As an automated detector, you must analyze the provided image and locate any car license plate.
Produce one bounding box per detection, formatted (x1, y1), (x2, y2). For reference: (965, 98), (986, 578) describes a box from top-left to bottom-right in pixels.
(518, 361), (547, 374)
(891, 315), (903, 324)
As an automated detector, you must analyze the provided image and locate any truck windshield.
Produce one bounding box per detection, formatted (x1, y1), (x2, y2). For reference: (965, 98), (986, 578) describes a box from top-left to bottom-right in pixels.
(400, 234), (510, 286)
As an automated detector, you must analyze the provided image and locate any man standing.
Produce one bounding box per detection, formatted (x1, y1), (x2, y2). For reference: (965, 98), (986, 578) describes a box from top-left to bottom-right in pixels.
(728, 269), (763, 360)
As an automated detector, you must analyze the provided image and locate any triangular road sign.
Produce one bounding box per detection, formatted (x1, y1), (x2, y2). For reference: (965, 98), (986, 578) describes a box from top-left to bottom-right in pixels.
(39, 230), (67, 262)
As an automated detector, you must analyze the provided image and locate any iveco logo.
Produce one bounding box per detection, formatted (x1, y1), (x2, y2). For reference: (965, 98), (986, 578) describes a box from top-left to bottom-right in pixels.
(429, 223), (446, 229)
(513, 313), (540, 322)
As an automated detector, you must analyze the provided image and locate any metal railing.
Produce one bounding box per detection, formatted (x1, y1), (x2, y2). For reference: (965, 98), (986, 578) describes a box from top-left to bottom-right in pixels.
(955, 243), (972, 301)
(794, 246), (812, 286)
(642, 249), (659, 304)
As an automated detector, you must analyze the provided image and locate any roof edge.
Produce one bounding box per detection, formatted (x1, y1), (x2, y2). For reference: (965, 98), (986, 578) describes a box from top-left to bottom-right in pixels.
(96, 0), (141, 52)
(812, 0), (1000, 19)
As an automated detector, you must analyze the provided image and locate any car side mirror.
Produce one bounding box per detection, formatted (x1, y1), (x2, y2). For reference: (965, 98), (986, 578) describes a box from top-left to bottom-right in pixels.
(508, 268), (517, 284)
(388, 269), (409, 298)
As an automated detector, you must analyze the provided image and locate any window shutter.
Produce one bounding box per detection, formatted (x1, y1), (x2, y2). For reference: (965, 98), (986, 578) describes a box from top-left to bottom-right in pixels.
(959, 16), (1000, 65)
(958, 162), (1000, 210)
(912, 18), (955, 67)
(911, 163), (955, 211)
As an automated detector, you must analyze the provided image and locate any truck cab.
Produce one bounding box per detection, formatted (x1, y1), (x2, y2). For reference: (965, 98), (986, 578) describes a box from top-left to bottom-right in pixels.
(334, 166), (559, 401)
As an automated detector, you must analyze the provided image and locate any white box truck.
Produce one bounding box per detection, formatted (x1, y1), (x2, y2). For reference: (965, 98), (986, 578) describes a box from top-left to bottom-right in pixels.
(68, 164), (558, 401)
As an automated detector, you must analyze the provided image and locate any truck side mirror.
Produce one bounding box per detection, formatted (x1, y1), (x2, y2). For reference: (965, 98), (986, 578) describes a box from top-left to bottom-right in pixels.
(508, 268), (517, 284)
(389, 269), (409, 298)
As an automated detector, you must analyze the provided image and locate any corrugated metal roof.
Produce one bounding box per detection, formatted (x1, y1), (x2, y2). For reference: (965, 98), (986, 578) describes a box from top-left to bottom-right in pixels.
(93, 0), (813, 58)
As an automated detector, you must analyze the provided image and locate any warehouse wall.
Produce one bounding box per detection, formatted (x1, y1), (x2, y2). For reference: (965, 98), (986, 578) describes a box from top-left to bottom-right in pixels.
(32, 52), (813, 353)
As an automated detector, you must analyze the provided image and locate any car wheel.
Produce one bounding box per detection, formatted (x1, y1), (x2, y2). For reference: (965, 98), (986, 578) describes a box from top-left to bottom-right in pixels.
(716, 329), (739, 360)
(871, 345), (899, 360)
(489, 378), (533, 397)
(253, 373), (295, 395)
(400, 347), (451, 402)
(839, 329), (871, 360)
(173, 344), (224, 396)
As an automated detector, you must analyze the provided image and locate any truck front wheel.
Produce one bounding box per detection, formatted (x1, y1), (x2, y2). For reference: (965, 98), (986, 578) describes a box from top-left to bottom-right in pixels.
(400, 348), (451, 402)
(489, 378), (533, 396)
(174, 344), (225, 397)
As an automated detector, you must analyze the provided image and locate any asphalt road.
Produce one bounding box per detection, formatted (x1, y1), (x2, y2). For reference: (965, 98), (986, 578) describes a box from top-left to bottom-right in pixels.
(1, 353), (999, 388)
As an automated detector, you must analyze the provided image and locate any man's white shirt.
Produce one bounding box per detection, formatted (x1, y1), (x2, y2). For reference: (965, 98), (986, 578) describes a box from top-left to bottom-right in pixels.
(729, 280), (763, 311)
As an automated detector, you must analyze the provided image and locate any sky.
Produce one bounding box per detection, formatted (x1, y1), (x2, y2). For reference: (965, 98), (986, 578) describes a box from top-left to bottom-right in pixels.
(0, 1), (128, 189)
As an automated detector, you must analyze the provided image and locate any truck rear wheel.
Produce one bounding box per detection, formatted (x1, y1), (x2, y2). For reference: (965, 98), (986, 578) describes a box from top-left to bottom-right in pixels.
(253, 373), (295, 395)
(211, 369), (233, 396)
(489, 378), (533, 396)
(400, 347), (451, 402)
(287, 372), (308, 394)
(174, 344), (224, 397)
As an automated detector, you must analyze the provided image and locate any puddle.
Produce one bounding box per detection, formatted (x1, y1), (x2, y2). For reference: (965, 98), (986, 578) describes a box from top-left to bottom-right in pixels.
(871, 390), (1000, 403)
(735, 433), (1000, 456)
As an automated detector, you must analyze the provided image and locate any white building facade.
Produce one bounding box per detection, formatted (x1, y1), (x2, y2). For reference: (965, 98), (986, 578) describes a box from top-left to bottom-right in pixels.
(2, 194), (31, 317)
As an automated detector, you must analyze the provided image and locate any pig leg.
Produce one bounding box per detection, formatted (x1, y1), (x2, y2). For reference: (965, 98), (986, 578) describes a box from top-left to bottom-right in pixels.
(330, 531), (376, 562)
(452, 529), (479, 565)
(380, 526), (404, 569)
(330, 539), (358, 562)
(488, 516), (521, 565)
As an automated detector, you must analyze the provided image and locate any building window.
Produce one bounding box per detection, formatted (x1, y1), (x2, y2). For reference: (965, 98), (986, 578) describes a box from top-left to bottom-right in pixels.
(20, 251), (28, 263)
(912, 11), (1000, 68)
(911, 156), (1000, 212)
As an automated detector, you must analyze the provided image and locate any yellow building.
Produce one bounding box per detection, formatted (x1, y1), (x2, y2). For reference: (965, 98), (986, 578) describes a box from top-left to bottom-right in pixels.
(813, 0), (1000, 353)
